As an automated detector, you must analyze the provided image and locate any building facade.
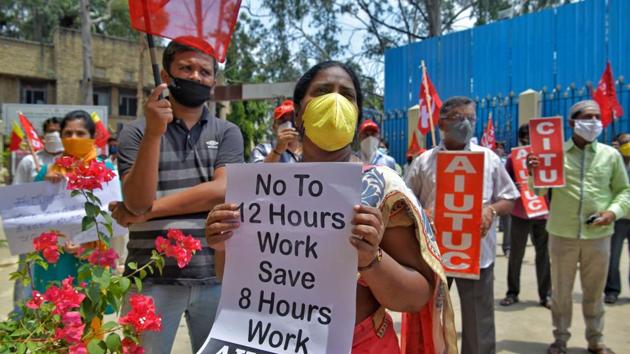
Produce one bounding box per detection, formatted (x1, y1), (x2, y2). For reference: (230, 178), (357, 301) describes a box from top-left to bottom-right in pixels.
(0, 27), (163, 131)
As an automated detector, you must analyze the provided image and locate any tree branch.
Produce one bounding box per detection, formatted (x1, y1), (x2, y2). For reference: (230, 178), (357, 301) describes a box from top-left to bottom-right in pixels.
(443, 0), (478, 30)
(357, 0), (425, 41)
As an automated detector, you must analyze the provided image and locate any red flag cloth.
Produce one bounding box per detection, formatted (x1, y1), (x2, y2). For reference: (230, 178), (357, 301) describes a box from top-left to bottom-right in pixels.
(480, 115), (495, 149)
(417, 70), (442, 136)
(9, 120), (24, 151)
(18, 113), (44, 152)
(406, 131), (424, 157)
(91, 112), (111, 148)
(592, 62), (624, 128)
(128, 0), (242, 63)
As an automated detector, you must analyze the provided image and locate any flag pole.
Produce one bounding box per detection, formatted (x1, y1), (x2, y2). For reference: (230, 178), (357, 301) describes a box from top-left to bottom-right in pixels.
(421, 61), (437, 147)
(17, 111), (41, 171)
(141, 0), (163, 99)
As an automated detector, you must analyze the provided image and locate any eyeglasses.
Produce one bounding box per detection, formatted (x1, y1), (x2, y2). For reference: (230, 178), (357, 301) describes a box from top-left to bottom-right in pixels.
(443, 114), (476, 123)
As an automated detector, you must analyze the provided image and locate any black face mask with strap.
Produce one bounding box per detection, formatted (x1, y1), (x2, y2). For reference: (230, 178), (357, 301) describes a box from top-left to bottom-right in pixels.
(168, 76), (212, 108)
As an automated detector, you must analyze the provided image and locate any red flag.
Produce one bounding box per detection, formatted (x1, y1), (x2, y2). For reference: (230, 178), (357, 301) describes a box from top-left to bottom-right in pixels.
(91, 112), (111, 148)
(407, 131), (424, 157)
(417, 70), (442, 136)
(18, 113), (44, 152)
(129, 0), (242, 63)
(480, 114), (495, 149)
(592, 62), (624, 127)
(9, 120), (24, 151)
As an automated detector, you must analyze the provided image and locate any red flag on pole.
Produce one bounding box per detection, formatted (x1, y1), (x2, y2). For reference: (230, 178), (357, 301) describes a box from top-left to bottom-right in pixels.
(91, 112), (111, 148)
(480, 113), (496, 149)
(407, 131), (424, 157)
(417, 68), (442, 136)
(128, 0), (242, 63)
(9, 120), (24, 152)
(18, 113), (44, 152)
(592, 62), (624, 128)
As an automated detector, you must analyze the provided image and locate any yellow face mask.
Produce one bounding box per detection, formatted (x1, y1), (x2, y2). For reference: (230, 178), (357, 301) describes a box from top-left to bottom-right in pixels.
(62, 138), (96, 159)
(301, 93), (358, 151)
(620, 142), (630, 157)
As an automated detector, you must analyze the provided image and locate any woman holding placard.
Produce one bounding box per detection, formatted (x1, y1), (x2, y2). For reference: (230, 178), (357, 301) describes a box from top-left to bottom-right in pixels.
(205, 61), (457, 354)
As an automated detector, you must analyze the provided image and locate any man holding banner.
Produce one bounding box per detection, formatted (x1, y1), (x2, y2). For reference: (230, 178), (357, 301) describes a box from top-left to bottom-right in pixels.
(528, 100), (630, 354)
(500, 124), (551, 309)
(110, 40), (245, 353)
(406, 96), (519, 354)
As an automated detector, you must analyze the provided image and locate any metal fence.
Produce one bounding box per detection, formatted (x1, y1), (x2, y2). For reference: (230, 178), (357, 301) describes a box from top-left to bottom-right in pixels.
(382, 83), (630, 163)
(382, 0), (630, 164)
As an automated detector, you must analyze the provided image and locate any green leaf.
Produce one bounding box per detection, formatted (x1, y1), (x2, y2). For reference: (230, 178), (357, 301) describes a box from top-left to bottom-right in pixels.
(16, 343), (25, 354)
(87, 339), (106, 354)
(82, 216), (96, 231)
(102, 321), (118, 332)
(85, 202), (101, 218)
(26, 342), (38, 353)
(103, 222), (114, 236)
(139, 269), (147, 279)
(87, 284), (101, 302)
(100, 211), (114, 224)
(134, 277), (143, 292)
(118, 277), (131, 293)
(70, 190), (81, 198)
(127, 262), (137, 270)
(93, 268), (112, 289)
(105, 332), (122, 352)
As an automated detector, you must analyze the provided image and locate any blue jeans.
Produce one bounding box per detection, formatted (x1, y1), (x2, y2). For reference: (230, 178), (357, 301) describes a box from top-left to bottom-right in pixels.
(605, 219), (630, 296)
(124, 282), (221, 354)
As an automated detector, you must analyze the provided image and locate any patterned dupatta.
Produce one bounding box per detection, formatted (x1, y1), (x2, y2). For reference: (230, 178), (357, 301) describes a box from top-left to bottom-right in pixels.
(362, 166), (457, 354)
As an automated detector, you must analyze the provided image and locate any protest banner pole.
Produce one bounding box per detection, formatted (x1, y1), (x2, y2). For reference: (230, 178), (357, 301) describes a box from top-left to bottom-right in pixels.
(421, 61), (437, 147)
(140, 0), (163, 99)
(17, 111), (40, 171)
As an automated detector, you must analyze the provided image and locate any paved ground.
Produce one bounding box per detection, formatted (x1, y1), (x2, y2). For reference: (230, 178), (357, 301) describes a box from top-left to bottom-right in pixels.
(1, 234), (629, 353)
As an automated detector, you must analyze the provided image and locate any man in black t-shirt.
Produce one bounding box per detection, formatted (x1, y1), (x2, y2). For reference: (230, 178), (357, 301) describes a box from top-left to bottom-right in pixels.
(111, 40), (244, 353)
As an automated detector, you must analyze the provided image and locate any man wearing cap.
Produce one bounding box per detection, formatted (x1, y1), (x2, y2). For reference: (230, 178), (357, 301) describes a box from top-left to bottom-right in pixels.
(528, 100), (630, 354)
(358, 119), (396, 170)
(604, 133), (630, 304)
(250, 99), (301, 163)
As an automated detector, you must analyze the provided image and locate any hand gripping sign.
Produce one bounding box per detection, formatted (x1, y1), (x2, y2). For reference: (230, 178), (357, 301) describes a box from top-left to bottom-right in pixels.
(529, 117), (565, 188)
(434, 151), (484, 279)
(510, 146), (549, 218)
(198, 163), (361, 354)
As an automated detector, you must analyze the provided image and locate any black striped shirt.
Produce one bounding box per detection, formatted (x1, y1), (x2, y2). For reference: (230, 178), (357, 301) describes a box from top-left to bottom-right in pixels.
(117, 108), (244, 285)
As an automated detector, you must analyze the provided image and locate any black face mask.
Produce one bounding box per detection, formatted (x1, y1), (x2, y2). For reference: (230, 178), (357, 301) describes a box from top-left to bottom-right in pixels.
(168, 76), (212, 108)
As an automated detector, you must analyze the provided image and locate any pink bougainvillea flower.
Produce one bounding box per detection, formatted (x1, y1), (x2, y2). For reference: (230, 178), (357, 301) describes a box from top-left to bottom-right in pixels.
(66, 159), (115, 191)
(118, 294), (162, 333)
(87, 248), (119, 268)
(154, 229), (201, 268)
(54, 312), (85, 344)
(26, 290), (45, 310)
(122, 337), (145, 354)
(44, 276), (86, 315)
(33, 231), (60, 264)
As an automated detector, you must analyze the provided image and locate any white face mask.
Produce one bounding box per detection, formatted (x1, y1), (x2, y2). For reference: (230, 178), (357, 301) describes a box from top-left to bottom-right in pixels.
(573, 119), (603, 142)
(44, 131), (64, 154)
(360, 136), (380, 162)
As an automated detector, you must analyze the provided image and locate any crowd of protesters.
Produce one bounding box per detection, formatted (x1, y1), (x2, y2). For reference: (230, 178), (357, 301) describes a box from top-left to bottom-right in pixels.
(3, 39), (630, 354)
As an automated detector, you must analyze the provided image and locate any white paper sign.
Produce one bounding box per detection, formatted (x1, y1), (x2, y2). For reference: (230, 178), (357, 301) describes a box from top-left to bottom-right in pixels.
(199, 163), (362, 354)
(0, 180), (126, 255)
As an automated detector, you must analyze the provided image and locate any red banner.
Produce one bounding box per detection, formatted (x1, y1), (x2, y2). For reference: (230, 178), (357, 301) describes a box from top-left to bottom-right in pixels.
(529, 117), (565, 188)
(511, 146), (549, 218)
(434, 152), (484, 279)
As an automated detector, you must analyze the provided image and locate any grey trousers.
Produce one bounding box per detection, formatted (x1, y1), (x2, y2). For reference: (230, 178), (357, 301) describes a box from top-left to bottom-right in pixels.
(449, 264), (495, 354)
(549, 235), (610, 347)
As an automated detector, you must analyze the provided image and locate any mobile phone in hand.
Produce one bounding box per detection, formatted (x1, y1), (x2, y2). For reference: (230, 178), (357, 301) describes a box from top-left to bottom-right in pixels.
(585, 214), (600, 225)
(278, 121), (293, 130)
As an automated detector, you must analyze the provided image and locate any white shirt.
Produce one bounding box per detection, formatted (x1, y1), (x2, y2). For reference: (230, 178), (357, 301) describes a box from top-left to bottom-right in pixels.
(13, 150), (59, 185)
(405, 142), (520, 268)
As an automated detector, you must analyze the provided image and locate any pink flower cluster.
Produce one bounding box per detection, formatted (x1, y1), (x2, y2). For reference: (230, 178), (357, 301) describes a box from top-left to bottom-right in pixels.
(42, 277), (86, 315)
(63, 158), (115, 191)
(122, 337), (145, 354)
(87, 248), (119, 268)
(155, 229), (202, 268)
(118, 294), (162, 334)
(54, 312), (85, 345)
(33, 231), (60, 264)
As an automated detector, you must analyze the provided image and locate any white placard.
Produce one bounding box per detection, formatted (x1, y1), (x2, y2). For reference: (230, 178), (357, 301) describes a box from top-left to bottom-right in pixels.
(199, 163), (362, 354)
(0, 179), (126, 255)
